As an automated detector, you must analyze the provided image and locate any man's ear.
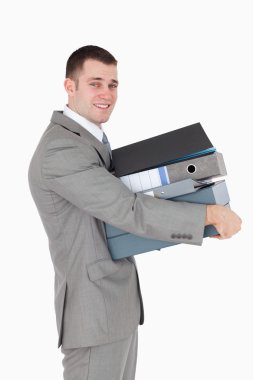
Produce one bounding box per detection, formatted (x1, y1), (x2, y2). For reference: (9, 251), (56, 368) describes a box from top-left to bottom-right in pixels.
(64, 78), (76, 96)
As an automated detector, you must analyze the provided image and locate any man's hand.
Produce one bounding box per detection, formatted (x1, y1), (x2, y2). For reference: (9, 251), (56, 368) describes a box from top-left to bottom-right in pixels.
(206, 205), (242, 239)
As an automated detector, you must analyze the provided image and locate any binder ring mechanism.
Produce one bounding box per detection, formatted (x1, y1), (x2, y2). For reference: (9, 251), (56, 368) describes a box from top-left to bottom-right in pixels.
(187, 164), (196, 174)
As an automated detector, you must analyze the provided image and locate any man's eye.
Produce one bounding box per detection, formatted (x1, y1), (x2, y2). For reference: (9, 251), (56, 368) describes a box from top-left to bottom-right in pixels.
(110, 84), (118, 89)
(90, 82), (100, 87)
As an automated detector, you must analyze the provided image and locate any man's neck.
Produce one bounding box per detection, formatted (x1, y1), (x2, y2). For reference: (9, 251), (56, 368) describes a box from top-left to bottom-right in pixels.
(63, 105), (104, 142)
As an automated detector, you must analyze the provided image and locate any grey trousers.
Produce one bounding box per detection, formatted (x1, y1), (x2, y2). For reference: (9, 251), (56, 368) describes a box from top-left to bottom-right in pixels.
(61, 328), (138, 380)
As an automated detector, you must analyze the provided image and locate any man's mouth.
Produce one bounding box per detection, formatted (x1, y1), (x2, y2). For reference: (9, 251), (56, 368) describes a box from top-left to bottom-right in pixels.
(94, 103), (110, 109)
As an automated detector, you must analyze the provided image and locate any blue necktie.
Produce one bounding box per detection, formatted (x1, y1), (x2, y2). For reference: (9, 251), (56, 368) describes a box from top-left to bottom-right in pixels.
(102, 132), (112, 157)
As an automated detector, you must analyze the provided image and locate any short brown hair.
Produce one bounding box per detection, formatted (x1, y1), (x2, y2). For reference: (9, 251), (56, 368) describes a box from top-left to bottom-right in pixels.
(66, 45), (117, 82)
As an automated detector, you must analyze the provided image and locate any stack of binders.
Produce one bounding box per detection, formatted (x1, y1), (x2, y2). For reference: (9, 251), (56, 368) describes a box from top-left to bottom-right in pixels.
(105, 123), (229, 260)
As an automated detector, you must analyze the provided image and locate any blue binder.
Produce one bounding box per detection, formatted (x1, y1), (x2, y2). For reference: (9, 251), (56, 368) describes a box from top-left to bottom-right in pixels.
(105, 181), (229, 260)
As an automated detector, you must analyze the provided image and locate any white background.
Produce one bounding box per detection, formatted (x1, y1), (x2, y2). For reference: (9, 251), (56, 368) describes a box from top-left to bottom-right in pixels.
(1, 1), (252, 379)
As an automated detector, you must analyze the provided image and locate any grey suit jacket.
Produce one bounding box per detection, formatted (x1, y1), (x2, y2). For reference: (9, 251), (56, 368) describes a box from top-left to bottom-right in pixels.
(28, 111), (206, 349)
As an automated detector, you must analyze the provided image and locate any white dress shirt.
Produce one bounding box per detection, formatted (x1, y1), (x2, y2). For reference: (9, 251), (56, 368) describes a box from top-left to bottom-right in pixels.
(63, 105), (104, 142)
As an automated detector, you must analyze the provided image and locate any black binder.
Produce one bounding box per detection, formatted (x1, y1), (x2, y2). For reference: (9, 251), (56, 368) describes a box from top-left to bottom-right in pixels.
(112, 122), (214, 177)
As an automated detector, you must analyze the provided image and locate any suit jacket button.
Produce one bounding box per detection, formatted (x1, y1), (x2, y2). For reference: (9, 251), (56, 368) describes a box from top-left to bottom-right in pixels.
(182, 234), (187, 239)
(176, 233), (181, 239)
(188, 234), (193, 240)
(171, 233), (176, 239)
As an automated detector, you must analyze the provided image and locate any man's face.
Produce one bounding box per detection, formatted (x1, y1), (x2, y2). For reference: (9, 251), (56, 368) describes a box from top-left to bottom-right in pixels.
(65, 59), (118, 127)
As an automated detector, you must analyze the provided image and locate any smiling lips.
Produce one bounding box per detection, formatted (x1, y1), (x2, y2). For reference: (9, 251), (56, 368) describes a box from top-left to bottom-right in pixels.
(94, 103), (110, 109)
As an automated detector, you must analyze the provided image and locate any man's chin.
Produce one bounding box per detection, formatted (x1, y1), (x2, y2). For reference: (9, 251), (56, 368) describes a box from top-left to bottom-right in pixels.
(93, 108), (113, 125)
(97, 117), (110, 125)
(88, 116), (110, 126)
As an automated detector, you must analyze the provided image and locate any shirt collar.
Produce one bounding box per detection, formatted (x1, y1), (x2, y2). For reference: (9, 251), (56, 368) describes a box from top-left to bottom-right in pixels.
(63, 105), (104, 142)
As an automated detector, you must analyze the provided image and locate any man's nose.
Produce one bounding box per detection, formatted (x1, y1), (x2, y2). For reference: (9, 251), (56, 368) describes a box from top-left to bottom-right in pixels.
(98, 86), (112, 99)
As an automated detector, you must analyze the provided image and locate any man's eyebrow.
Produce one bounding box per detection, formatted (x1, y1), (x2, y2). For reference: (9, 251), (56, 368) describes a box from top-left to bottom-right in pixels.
(87, 77), (103, 81)
(87, 77), (119, 84)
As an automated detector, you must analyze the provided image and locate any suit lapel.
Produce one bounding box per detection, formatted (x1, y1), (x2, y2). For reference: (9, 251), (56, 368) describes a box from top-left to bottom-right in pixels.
(51, 111), (111, 169)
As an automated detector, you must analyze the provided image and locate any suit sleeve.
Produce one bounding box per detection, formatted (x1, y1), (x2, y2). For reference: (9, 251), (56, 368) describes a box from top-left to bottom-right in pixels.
(42, 137), (206, 246)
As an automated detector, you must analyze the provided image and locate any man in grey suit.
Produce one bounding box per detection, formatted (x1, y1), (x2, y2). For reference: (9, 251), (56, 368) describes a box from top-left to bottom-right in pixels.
(28, 45), (241, 380)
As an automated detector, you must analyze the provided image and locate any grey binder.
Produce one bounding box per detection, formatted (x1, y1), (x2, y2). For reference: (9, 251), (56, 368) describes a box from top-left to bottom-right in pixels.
(145, 179), (205, 199)
(120, 152), (226, 193)
(159, 180), (229, 205)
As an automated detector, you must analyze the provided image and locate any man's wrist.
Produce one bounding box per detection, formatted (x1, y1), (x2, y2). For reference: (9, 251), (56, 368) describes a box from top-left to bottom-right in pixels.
(205, 205), (215, 226)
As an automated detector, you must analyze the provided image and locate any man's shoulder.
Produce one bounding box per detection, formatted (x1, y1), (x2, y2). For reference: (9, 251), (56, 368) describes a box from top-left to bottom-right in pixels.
(30, 121), (97, 171)
(41, 120), (91, 152)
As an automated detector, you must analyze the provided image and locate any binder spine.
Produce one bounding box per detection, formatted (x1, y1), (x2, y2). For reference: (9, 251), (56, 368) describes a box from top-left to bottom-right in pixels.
(166, 152), (227, 183)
